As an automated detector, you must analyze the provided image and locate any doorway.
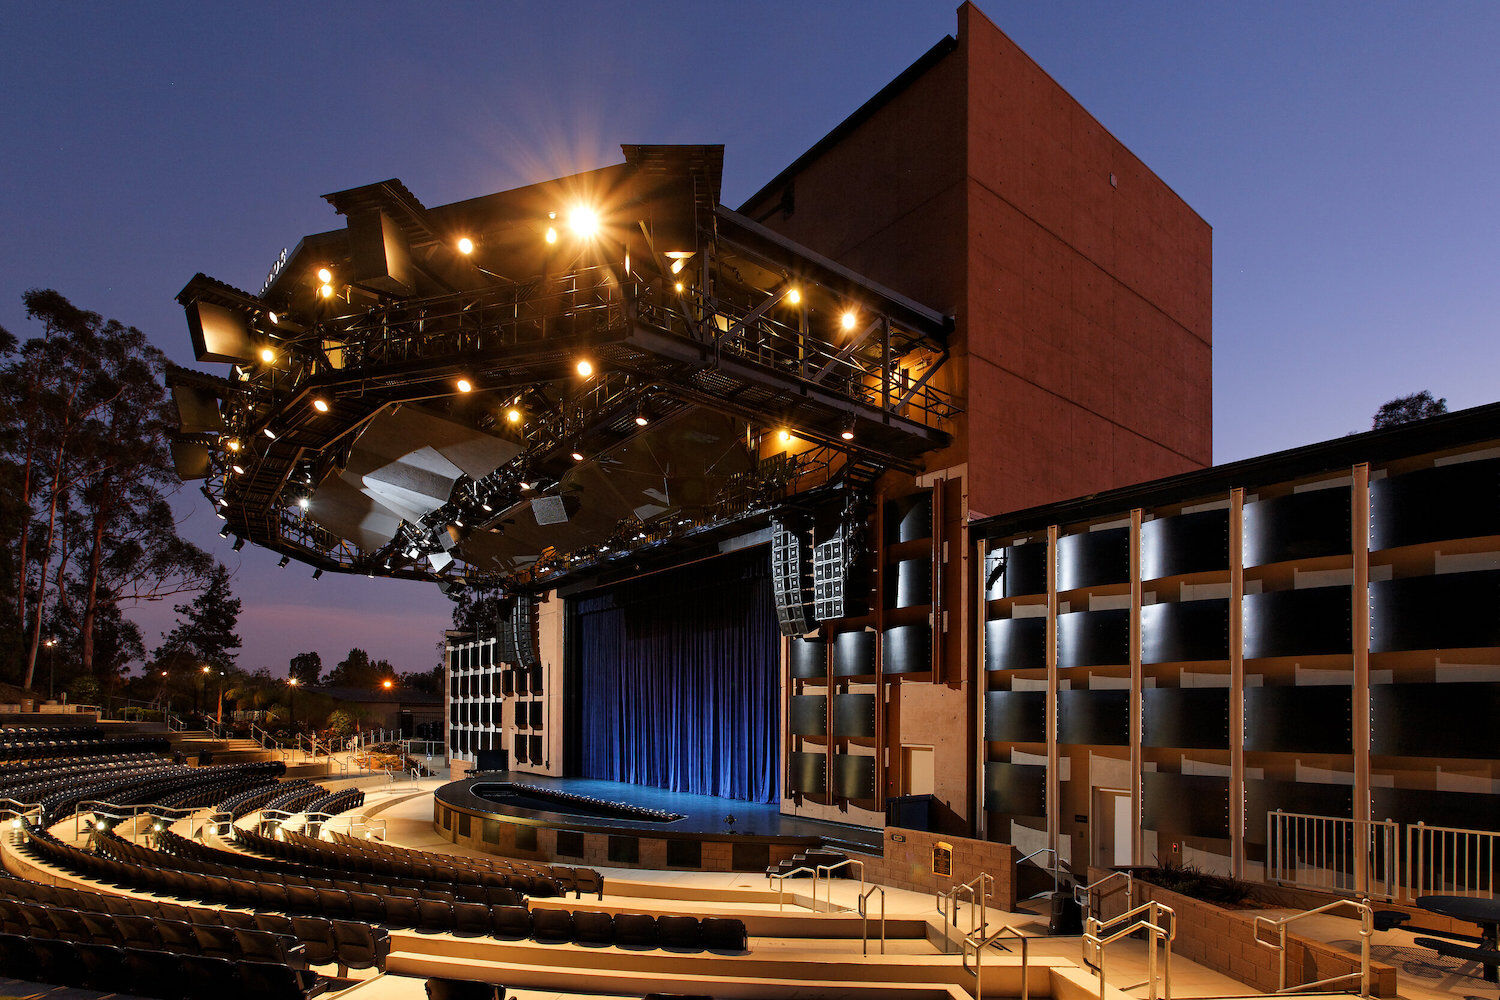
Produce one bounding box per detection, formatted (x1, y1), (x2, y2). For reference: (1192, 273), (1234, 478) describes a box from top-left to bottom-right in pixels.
(901, 745), (936, 796)
(1093, 788), (1134, 868)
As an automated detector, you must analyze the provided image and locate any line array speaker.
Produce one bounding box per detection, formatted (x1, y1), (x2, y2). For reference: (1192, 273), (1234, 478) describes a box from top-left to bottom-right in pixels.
(770, 517), (813, 637)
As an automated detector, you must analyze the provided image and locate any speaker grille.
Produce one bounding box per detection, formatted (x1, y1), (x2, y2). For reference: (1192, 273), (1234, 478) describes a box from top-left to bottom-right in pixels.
(771, 518), (813, 636)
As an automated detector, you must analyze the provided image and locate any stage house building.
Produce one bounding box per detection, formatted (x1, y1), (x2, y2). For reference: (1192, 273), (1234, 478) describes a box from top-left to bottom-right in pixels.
(169, 2), (1497, 904)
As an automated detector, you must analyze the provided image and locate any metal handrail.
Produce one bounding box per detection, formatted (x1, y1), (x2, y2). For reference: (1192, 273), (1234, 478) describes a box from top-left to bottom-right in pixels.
(770, 865), (818, 912)
(1076, 870), (1135, 921)
(1017, 846), (1063, 895)
(334, 813), (388, 841)
(965, 923), (1032, 1000)
(814, 857), (864, 913)
(192, 810), (234, 840)
(858, 883), (887, 956)
(937, 872), (994, 954)
(1252, 898), (1372, 998)
(1084, 899), (1175, 1000)
(74, 801), (198, 844)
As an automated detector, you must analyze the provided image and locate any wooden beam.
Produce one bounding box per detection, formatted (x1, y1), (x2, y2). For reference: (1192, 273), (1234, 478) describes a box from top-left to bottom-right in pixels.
(1352, 463), (1372, 894)
(1229, 488), (1246, 878)
(1129, 508), (1144, 867)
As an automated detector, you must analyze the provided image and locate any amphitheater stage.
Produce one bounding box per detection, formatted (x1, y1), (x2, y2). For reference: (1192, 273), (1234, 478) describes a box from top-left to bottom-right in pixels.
(432, 772), (881, 873)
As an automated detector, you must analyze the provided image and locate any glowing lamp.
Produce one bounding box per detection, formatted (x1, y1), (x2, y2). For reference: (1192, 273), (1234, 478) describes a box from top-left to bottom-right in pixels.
(505, 407), (522, 424)
(575, 359), (593, 377)
(571, 451), (585, 462)
(786, 287), (801, 305)
(455, 377), (473, 393)
(778, 430), (792, 444)
(840, 310), (857, 331)
(544, 226), (557, 244)
(316, 267), (332, 284)
(456, 237), (474, 255)
(567, 205), (599, 238)
(312, 398), (330, 413)
(319, 283), (334, 299)
(259, 347), (275, 363)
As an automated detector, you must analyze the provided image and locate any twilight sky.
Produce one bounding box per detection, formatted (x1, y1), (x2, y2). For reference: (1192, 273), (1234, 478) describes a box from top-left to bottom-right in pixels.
(2, 2), (1497, 676)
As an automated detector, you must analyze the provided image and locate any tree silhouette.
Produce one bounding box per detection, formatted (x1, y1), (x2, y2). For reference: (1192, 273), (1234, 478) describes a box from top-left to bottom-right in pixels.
(1372, 390), (1447, 430)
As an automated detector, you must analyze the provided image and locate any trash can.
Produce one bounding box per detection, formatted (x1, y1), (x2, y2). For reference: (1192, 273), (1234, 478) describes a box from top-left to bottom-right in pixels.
(1048, 890), (1082, 935)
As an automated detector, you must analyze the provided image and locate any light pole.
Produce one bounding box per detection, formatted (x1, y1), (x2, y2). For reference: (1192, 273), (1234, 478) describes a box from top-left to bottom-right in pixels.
(43, 638), (57, 701)
(287, 677), (299, 733)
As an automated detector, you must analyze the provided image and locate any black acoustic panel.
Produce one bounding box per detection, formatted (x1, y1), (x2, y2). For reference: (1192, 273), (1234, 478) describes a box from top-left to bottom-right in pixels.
(512, 733), (526, 761)
(986, 543), (1048, 599)
(1243, 587), (1352, 659)
(1141, 509), (1230, 580)
(883, 623), (931, 675)
(1057, 528), (1129, 591)
(984, 690), (1046, 743)
(528, 701), (543, 727)
(1372, 682), (1500, 759)
(832, 754), (877, 799)
(1245, 779), (1354, 845)
(889, 558), (932, 609)
(984, 762), (1047, 817)
(1245, 685), (1353, 754)
(1141, 599), (1230, 664)
(1057, 608), (1130, 668)
(1370, 571), (1500, 653)
(831, 630), (876, 677)
(185, 299), (257, 364)
(1142, 771), (1230, 840)
(528, 735), (542, 762)
(1371, 458), (1500, 550)
(789, 695), (827, 736)
(1057, 689), (1129, 746)
(985, 616), (1047, 671)
(1143, 687), (1230, 749)
(170, 440), (211, 480)
(833, 693), (877, 739)
(790, 636), (827, 679)
(1243, 488), (1352, 567)
(887, 491), (934, 544)
(789, 751), (826, 794)
(1373, 786), (1500, 830)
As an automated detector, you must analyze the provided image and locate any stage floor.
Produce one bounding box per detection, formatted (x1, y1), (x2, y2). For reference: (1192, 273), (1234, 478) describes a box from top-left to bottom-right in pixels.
(436, 771), (882, 853)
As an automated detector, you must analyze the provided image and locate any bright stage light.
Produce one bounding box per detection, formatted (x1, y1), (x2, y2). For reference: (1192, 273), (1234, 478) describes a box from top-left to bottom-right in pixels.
(319, 283), (334, 299)
(456, 237), (474, 255)
(567, 205), (598, 239)
(635, 413), (649, 427)
(571, 451), (585, 462)
(786, 287), (801, 305)
(778, 429), (792, 444)
(231, 464), (245, 475)
(312, 398), (330, 413)
(506, 407), (523, 424)
(544, 226), (557, 244)
(263, 427), (276, 440)
(842, 428), (855, 441)
(316, 267), (332, 284)
(674, 282), (684, 293)
(456, 377), (473, 393)
(259, 347), (275, 363)
(575, 359), (593, 377)
(840, 310), (857, 331)
(267, 311), (279, 325)
(298, 497), (309, 510)
(226, 439), (240, 452)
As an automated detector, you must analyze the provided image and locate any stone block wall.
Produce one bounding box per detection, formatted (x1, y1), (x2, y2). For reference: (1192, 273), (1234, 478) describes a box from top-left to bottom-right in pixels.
(861, 827), (1017, 911)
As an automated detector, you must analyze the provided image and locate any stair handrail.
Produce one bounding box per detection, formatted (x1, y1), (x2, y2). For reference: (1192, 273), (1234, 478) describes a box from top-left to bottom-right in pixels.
(166, 713), (187, 733)
(1076, 869), (1135, 921)
(937, 871), (994, 954)
(770, 865), (818, 912)
(1016, 846), (1063, 895)
(858, 883), (887, 955)
(192, 810), (234, 841)
(1252, 898), (1373, 998)
(338, 813), (388, 841)
(814, 857), (865, 913)
(1083, 899), (1175, 1000)
(964, 923), (1033, 1000)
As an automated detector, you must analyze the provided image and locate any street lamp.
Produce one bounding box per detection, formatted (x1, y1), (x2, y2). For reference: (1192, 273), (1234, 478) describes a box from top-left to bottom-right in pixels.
(287, 677), (299, 733)
(43, 638), (56, 701)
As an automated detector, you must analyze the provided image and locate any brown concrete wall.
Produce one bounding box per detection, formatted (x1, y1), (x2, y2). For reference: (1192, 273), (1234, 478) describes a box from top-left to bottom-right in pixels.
(1088, 869), (1397, 997)
(862, 826), (1017, 911)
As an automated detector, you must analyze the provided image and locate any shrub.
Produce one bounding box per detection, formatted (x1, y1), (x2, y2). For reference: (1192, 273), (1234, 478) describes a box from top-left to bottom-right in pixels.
(1141, 860), (1254, 906)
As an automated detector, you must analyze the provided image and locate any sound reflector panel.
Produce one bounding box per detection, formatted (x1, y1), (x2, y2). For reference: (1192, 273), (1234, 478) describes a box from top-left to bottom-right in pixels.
(531, 495), (570, 526)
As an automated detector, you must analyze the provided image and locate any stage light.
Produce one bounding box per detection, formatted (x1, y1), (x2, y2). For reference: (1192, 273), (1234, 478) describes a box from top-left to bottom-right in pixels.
(670, 257), (686, 275)
(840, 310), (857, 331)
(219, 525), (231, 538)
(231, 464), (245, 475)
(297, 496), (310, 510)
(456, 237), (474, 255)
(481, 501), (492, 512)
(841, 425), (856, 441)
(786, 287), (801, 305)
(575, 359), (593, 377)
(674, 282), (684, 293)
(455, 377), (473, 393)
(634, 412), (649, 427)
(505, 407), (522, 424)
(571, 451), (585, 462)
(319, 283), (335, 299)
(544, 226), (557, 244)
(263, 426), (276, 440)
(312, 398), (329, 413)
(778, 429), (792, 444)
(317, 267), (332, 284)
(216, 509), (226, 520)
(288, 677), (298, 687)
(567, 205), (598, 239)
(519, 481), (533, 491)
(226, 439), (240, 452)
(259, 347), (275, 363)
(312, 569), (323, 580)
(216, 496), (228, 507)
(268, 311), (279, 325)
(232, 536), (245, 551)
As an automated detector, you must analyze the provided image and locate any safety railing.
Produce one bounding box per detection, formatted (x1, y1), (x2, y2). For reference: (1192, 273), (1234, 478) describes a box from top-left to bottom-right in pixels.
(1084, 899), (1175, 1000)
(858, 883), (886, 956)
(1409, 821), (1499, 900)
(965, 923), (1032, 1000)
(1076, 870), (1134, 923)
(814, 857), (864, 913)
(1252, 898), (1372, 998)
(331, 813), (388, 842)
(191, 810), (234, 841)
(937, 872), (994, 954)
(770, 866), (818, 912)
(74, 802), (198, 846)
(166, 714), (188, 733)
(1268, 810), (1400, 901)
(1016, 846), (1063, 896)
(0, 800), (42, 843)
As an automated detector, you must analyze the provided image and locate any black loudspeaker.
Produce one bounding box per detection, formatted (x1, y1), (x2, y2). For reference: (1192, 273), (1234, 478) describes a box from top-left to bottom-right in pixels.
(770, 518), (813, 636)
(509, 595), (539, 669)
(813, 529), (849, 622)
(475, 749), (508, 772)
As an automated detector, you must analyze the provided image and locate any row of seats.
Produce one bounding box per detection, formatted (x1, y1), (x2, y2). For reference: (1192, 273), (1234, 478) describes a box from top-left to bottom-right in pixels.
(2, 756), (164, 806)
(0, 724), (103, 741)
(496, 781), (681, 822)
(263, 781), (328, 815)
(0, 733), (169, 762)
(515, 909), (747, 951)
(0, 868), (389, 971)
(217, 778), (318, 819)
(0, 896), (307, 968)
(304, 786), (364, 817)
(148, 828), (531, 904)
(43, 759), (285, 822)
(0, 932), (325, 1000)
(236, 826), (559, 897)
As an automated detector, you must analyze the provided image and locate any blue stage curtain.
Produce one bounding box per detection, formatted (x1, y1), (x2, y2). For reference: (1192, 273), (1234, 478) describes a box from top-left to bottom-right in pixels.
(575, 548), (780, 804)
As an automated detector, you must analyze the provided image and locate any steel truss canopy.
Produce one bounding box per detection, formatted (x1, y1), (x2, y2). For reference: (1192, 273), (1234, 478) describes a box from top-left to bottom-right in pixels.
(172, 145), (958, 589)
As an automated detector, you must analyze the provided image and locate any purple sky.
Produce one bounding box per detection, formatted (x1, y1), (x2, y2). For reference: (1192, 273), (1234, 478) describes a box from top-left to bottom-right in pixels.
(3, 2), (1497, 676)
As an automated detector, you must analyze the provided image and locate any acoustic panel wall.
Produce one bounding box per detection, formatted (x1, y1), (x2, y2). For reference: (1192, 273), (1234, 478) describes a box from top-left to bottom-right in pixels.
(1245, 685), (1353, 754)
(1142, 771), (1230, 840)
(789, 695), (827, 736)
(985, 761), (1047, 817)
(882, 623), (931, 675)
(1372, 682), (1500, 759)
(1242, 488), (1352, 567)
(789, 752), (827, 794)
(832, 754), (877, 799)
(1370, 571), (1500, 653)
(984, 690), (1046, 743)
(985, 616), (1047, 671)
(1057, 608), (1130, 668)
(1372, 786), (1500, 831)
(890, 558), (932, 609)
(1371, 458), (1500, 550)
(1243, 587), (1352, 659)
(1057, 689), (1129, 746)
(887, 491), (933, 544)
(790, 636), (827, 679)
(1143, 688), (1230, 749)
(1057, 528), (1129, 591)
(1141, 509), (1229, 580)
(831, 630), (876, 677)
(833, 693), (877, 739)
(1245, 779), (1354, 844)
(1141, 599), (1230, 664)
(986, 543), (1047, 599)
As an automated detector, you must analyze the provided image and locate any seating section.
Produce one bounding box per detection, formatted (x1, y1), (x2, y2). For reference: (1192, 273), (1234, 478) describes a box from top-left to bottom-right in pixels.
(303, 786), (365, 820)
(0, 869), (388, 972)
(37, 760), (286, 824)
(321, 827), (604, 899)
(0, 731), (169, 763)
(217, 778), (319, 820)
